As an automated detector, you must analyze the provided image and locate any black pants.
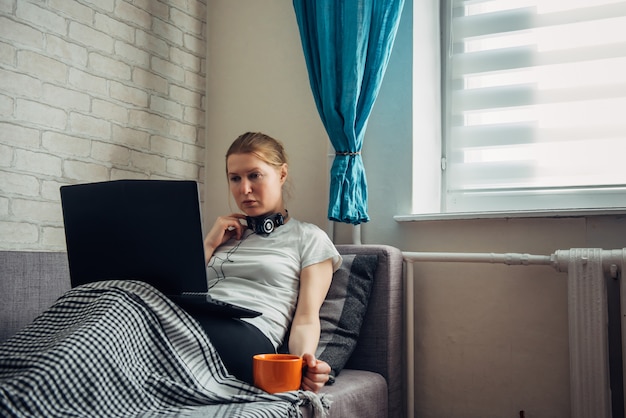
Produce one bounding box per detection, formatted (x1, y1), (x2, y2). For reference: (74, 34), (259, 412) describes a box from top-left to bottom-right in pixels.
(193, 315), (275, 385)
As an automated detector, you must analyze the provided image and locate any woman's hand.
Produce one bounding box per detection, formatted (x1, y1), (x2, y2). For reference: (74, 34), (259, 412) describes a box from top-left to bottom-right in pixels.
(203, 213), (247, 262)
(301, 353), (331, 393)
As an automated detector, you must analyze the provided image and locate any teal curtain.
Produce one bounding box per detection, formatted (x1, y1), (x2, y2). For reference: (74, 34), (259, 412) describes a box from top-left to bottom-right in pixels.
(293, 0), (404, 225)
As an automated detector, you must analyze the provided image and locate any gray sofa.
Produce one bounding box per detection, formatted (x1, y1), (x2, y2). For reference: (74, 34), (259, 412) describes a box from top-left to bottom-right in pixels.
(0, 244), (404, 418)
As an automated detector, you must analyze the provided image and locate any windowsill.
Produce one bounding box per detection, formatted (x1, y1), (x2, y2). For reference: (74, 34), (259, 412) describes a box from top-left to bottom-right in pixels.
(395, 208), (626, 222)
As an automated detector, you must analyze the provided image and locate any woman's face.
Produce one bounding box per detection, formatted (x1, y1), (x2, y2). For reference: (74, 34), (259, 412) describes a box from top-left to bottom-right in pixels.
(227, 152), (287, 217)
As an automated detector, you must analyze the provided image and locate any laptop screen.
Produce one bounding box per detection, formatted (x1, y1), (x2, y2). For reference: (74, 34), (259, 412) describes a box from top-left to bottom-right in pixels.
(60, 180), (209, 295)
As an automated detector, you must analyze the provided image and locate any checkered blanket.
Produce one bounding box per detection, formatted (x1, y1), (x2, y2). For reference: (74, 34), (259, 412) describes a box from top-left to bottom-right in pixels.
(0, 280), (328, 417)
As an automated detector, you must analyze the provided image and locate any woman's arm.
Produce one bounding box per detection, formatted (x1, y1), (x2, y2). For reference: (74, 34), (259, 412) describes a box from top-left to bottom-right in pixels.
(203, 213), (247, 262)
(288, 258), (334, 392)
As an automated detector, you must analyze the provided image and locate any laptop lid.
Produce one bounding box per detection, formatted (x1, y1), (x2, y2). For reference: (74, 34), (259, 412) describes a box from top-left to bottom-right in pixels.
(60, 180), (209, 295)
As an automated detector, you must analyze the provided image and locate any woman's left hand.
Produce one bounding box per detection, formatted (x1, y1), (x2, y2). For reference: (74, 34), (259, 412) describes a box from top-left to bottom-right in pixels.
(301, 353), (331, 393)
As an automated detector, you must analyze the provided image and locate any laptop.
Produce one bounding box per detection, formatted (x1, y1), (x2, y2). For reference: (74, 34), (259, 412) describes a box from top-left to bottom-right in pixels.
(60, 179), (261, 318)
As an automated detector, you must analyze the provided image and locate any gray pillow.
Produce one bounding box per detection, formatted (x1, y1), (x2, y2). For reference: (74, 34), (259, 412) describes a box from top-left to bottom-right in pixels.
(315, 253), (378, 380)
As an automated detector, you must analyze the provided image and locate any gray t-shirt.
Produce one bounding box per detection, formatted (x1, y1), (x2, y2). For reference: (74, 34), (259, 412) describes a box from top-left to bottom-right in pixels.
(206, 218), (342, 348)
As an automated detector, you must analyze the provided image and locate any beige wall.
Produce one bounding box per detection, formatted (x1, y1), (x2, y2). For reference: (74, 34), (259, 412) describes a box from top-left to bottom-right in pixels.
(204, 1), (329, 230)
(205, 1), (626, 418)
(0, 0), (207, 251)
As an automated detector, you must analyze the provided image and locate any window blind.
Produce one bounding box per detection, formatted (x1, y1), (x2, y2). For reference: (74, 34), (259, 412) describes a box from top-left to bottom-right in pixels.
(444, 0), (626, 213)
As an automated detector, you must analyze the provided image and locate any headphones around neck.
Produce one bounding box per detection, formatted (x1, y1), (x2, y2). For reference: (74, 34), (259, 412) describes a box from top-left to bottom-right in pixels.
(246, 210), (288, 235)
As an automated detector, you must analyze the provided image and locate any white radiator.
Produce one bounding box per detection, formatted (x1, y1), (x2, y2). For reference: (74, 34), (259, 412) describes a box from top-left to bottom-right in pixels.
(403, 248), (626, 418)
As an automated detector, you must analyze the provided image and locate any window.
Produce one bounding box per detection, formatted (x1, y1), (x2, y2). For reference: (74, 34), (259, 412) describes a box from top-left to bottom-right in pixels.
(438, 0), (626, 215)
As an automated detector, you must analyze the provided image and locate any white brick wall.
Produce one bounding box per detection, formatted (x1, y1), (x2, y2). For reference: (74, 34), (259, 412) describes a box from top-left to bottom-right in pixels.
(0, 0), (206, 251)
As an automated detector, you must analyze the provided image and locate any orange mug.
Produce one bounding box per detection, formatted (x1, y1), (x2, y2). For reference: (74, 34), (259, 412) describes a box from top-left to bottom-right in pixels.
(252, 354), (303, 393)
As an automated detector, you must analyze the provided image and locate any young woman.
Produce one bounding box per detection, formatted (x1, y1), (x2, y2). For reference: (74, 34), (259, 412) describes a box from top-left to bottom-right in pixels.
(0, 132), (340, 417)
(197, 131), (341, 392)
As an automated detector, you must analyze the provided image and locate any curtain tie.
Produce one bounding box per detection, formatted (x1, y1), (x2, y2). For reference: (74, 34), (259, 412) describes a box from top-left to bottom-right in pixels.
(335, 151), (361, 156)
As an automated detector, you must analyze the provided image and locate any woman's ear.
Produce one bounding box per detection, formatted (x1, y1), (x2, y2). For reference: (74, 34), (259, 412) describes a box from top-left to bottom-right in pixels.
(280, 164), (288, 183)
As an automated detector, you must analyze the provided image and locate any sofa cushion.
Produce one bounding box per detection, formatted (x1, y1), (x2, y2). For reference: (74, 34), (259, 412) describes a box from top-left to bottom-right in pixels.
(315, 253), (378, 378)
(300, 369), (387, 418)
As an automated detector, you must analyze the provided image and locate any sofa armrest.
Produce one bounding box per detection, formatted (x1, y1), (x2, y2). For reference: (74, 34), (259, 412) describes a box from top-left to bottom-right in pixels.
(0, 251), (71, 343)
(334, 244), (404, 418)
